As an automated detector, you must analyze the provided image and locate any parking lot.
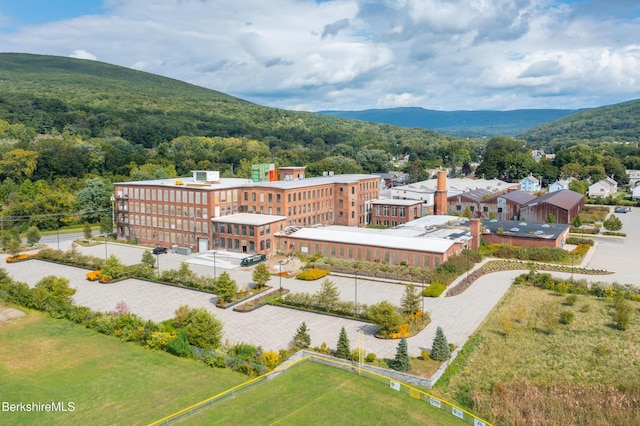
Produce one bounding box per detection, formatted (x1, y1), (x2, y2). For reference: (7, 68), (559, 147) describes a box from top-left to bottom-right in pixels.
(2, 208), (637, 358)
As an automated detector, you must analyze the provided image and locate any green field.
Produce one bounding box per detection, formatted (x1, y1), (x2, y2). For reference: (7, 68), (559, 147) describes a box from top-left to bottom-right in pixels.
(0, 308), (244, 425)
(0, 306), (468, 426)
(180, 362), (465, 426)
(436, 284), (640, 425)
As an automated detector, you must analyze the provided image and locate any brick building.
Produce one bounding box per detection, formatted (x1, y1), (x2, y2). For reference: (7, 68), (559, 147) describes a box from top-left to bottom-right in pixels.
(113, 170), (379, 254)
(370, 199), (423, 226)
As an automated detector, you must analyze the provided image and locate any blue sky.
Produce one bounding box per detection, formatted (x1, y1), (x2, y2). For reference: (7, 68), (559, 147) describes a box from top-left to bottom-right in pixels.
(1, 0), (639, 112)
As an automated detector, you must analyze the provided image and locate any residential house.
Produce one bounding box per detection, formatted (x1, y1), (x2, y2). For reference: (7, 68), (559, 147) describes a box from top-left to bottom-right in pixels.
(626, 170), (640, 188)
(588, 177), (618, 198)
(480, 190), (537, 221)
(548, 179), (571, 193)
(520, 174), (541, 193)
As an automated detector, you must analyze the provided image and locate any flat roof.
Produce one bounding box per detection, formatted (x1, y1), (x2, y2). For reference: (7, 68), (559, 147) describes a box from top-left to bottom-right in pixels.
(370, 199), (423, 206)
(211, 213), (287, 226)
(115, 174), (376, 191)
(284, 226), (456, 254)
(482, 219), (569, 240)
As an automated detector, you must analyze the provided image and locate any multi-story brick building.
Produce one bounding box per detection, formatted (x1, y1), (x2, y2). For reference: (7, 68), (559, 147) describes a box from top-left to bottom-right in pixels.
(113, 170), (379, 254)
(370, 199), (423, 226)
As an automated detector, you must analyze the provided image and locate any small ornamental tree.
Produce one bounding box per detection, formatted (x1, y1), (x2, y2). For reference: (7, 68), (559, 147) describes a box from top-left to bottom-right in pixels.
(166, 329), (191, 357)
(83, 222), (93, 240)
(183, 308), (224, 350)
(367, 301), (403, 335)
(101, 255), (126, 280)
(316, 279), (340, 311)
(390, 337), (410, 372)
(430, 326), (451, 361)
(546, 213), (556, 224)
(213, 272), (238, 303)
(26, 226), (41, 246)
(6, 239), (21, 258)
(99, 216), (113, 234)
(572, 215), (582, 228)
(603, 215), (623, 231)
(292, 321), (311, 350)
(141, 250), (156, 269)
(401, 284), (421, 315)
(335, 326), (351, 359)
(252, 262), (271, 289)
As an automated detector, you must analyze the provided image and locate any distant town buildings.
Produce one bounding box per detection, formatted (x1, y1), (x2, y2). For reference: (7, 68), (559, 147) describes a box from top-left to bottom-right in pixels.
(519, 174), (541, 193)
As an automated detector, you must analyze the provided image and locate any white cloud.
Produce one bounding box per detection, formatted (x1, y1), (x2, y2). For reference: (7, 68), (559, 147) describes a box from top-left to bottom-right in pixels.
(69, 49), (97, 60)
(0, 0), (638, 111)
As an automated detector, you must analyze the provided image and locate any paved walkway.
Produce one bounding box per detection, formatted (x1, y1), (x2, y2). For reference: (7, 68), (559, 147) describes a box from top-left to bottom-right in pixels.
(2, 208), (637, 358)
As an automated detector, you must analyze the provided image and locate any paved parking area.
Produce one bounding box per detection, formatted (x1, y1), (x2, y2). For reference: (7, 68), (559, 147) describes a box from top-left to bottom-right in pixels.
(3, 208), (636, 358)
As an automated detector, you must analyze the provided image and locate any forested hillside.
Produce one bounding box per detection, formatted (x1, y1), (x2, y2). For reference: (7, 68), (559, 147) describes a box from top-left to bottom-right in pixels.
(520, 99), (640, 150)
(0, 53), (447, 151)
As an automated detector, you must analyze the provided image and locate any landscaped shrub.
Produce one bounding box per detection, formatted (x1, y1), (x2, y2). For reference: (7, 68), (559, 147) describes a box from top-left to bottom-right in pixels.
(423, 283), (446, 297)
(166, 329), (191, 357)
(296, 268), (330, 281)
(564, 295), (578, 306)
(566, 237), (594, 246)
(6, 253), (36, 263)
(86, 270), (102, 281)
(366, 353), (377, 362)
(613, 297), (633, 331)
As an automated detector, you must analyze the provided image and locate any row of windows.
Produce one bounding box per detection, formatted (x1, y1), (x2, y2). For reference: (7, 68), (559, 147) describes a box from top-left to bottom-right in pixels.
(286, 242), (440, 268)
(126, 215), (209, 234)
(126, 202), (209, 218)
(213, 223), (272, 237)
(132, 228), (195, 246)
(214, 238), (271, 252)
(374, 206), (412, 217)
(120, 187), (238, 204)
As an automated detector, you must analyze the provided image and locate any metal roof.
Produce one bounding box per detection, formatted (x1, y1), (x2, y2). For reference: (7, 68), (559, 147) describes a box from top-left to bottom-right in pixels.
(522, 189), (584, 210)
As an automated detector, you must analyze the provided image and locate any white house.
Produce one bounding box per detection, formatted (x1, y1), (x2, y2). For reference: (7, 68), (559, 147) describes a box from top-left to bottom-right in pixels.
(632, 186), (640, 201)
(588, 177), (618, 198)
(626, 170), (640, 188)
(520, 175), (541, 193)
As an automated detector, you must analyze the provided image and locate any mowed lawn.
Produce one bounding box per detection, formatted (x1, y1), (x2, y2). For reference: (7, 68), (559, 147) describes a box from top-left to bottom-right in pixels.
(181, 362), (466, 426)
(0, 308), (245, 426)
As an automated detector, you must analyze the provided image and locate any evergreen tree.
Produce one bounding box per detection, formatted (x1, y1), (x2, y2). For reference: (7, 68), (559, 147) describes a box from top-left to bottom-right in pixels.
(252, 262), (271, 288)
(316, 279), (340, 311)
(389, 337), (410, 372)
(213, 271), (238, 303)
(335, 326), (351, 359)
(430, 326), (451, 361)
(401, 284), (421, 315)
(83, 221), (92, 239)
(292, 321), (311, 350)
(141, 250), (156, 269)
(572, 215), (582, 228)
(603, 215), (622, 231)
(99, 216), (113, 234)
(166, 329), (191, 357)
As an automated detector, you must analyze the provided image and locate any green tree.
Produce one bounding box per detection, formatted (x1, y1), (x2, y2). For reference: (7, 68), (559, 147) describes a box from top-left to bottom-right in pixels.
(335, 326), (351, 359)
(31, 275), (76, 312)
(292, 321), (311, 350)
(546, 213), (556, 224)
(0, 149), (38, 182)
(568, 179), (589, 194)
(315, 279), (340, 311)
(184, 308), (224, 350)
(25, 226), (41, 246)
(572, 215), (583, 228)
(367, 301), (403, 335)
(214, 271), (238, 303)
(141, 250), (156, 269)
(400, 284), (421, 315)
(389, 337), (410, 372)
(6, 238), (21, 257)
(430, 326), (451, 361)
(83, 221), (92, 240)
(76, 178), (112, 222)
(252, 262), (271, 289)
(101, 255), (126, 279)
(99, 216), (113, 234)
(603, 215), (622, 231)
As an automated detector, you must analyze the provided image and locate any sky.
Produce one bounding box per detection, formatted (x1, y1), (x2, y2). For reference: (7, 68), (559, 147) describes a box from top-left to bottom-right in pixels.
(0, 0), (639, 112)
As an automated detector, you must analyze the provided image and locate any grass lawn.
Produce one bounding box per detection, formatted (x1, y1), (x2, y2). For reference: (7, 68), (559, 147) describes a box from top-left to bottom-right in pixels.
(435, 284), (640, 425)
(0, 307), (245, 426)
(181, 361), (466, 426)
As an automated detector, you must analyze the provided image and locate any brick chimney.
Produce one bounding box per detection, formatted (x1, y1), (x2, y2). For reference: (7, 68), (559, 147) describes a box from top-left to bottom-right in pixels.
(469, 218), (481, 250)
(434, 170), (448, 215)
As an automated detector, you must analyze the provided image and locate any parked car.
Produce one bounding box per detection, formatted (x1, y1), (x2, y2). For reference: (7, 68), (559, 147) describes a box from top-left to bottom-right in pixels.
(152, 246), (168, 255)
(614, 207), (630, 213)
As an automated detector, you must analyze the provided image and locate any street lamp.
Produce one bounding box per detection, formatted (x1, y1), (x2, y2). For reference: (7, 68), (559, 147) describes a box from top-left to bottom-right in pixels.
(110, 194), (115, 230)
(354, 270), (358, 316)
(155, 244), (161, 278)
(421, 278), (425, 323)
(279, 260), (284, 297)
(213, 251), (217, 279)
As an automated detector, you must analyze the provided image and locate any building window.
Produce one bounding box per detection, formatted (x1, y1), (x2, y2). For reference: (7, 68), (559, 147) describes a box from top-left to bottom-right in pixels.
(383, 205), (389, 216)
(268, 193), (272, 203)
(456, 205), (462, 211)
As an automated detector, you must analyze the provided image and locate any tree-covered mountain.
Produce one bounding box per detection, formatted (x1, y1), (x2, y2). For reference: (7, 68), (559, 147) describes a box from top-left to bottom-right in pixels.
(520, 99), (640, 150)
(318, 107), (580, 138)
(0, 53), (447, 150)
